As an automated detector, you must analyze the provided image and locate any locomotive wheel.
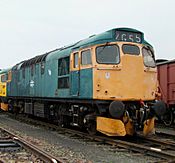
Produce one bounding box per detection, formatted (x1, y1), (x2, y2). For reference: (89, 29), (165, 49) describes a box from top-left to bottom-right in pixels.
(87, 121), (97, 135)
(58, 104), (70, 127)
(162, 109), (174, 126)
(18, 103), (24, 114)
(8, 104), (14, 113)
(54, 109), (62, 126)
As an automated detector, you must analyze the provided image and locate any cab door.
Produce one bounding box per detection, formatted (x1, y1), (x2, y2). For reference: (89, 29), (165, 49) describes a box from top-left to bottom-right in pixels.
(70, 52), (80, 96)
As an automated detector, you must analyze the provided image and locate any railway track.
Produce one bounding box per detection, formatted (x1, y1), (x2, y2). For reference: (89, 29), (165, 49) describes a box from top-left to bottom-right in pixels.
(5, 113), (175, 162)
(155, 124), (175, 140)
(156, 130), (175, 140)
(0, 126), (63, 163)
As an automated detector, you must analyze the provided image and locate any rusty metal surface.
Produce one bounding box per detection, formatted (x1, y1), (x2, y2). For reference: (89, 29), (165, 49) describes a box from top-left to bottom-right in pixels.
(157, 62), (175, 105)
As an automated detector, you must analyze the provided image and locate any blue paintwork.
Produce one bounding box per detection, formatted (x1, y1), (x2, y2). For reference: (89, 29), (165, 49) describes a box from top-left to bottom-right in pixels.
(70, 70), (79, 96)
(79, 68), (93, 98)
(7, 27), (152, 100)
(70, 68), (93, 98)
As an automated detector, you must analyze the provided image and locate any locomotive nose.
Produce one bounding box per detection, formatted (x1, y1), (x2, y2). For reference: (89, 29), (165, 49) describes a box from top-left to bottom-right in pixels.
(151, 100), (166, 117)
(109, 101), (125, 119)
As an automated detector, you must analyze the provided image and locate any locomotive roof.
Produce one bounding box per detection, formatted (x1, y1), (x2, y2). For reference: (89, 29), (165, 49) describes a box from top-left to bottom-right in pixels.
(47, 27), (152, 61)
(156, 59), (175, 66)
(12, 27), (152, 68)
(46, 29), (117, 61)
(20, 49), (59, 68)
(0, 68), (11, 74)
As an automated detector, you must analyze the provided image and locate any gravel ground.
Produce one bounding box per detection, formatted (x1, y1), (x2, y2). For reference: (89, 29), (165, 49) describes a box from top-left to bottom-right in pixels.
(0, 149), (40, 163)
(156, 124), (175, 136)
(0, 128), (42, 162)
(0, 113), (158, 163)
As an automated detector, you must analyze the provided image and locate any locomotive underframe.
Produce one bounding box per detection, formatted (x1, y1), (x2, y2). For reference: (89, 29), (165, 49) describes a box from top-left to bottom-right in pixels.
(1, 96), (156, 135)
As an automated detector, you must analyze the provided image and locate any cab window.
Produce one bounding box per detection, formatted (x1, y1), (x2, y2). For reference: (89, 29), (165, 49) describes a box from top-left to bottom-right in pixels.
(73, 53), (79, 68)
(58, 57), (69, 76)
(81, 49), (92, 65)
(58, 57), (70, 89)
(1, 74), (7, 82)
(122, 44), (140, 55)
(142, 47), (156, 68)
(96, 45), (120, 64)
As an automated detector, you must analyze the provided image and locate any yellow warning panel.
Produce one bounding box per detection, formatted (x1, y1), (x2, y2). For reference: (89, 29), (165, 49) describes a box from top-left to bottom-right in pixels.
(0, 103), (8, 111)
(125, 119), (134, 136)
(97, 117), (126, 136)
(143, 118), (155, 136)
(0, 83), (6, 97)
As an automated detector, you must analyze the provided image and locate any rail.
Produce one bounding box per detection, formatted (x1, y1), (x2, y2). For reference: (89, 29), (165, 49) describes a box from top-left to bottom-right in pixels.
(6, 113), (175, 162)
(0, 126), (63, 163)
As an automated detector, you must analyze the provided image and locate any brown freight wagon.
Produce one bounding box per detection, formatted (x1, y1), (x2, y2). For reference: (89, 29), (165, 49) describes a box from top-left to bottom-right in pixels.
(157, 59), (175, 126)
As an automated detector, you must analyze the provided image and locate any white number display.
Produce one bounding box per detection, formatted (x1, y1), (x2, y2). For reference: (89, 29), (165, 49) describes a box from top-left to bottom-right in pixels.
(129, 35), (134, 42)
(116, 31), (142, 43)
(135, 34), (141, 43)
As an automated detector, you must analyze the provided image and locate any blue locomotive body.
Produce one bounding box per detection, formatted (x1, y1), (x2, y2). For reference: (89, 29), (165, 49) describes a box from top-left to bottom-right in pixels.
(0, 28), (166, 136)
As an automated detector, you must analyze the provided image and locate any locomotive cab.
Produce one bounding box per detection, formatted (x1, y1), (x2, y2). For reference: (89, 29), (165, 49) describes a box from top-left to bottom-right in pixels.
(91, 29), (166, 136)
(68, 28), (166, 136)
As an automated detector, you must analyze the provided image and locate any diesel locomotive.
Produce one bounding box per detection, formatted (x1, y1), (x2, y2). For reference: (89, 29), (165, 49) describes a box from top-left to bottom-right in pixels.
(0, 27), (166, 136)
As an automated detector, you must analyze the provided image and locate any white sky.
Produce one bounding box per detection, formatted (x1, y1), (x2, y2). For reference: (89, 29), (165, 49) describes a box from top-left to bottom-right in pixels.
(0, 0), (174, 69)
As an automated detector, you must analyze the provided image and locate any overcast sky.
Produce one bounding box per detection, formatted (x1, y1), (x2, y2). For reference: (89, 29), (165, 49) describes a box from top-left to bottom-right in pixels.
(0, 0), (174, 69)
